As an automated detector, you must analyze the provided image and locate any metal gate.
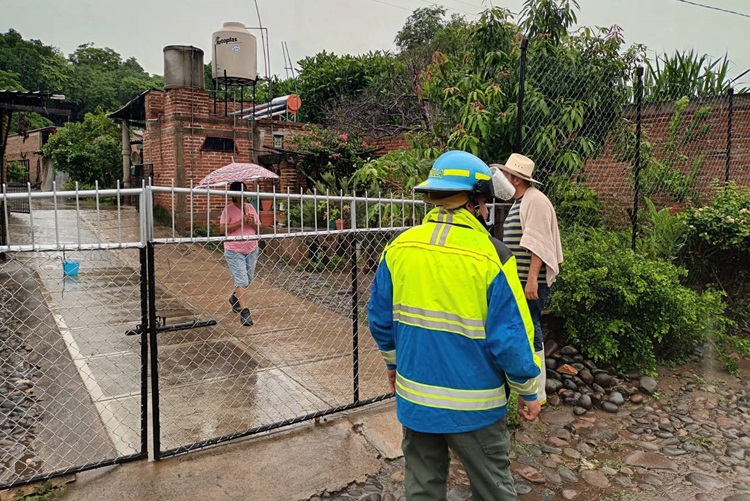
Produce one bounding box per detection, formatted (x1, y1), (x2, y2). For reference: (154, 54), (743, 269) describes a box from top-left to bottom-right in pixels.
(0, 185), (148, 489)
(0, 183), (423, 487)
(5, 159), (31, 214)
(146, 186), (419, 459)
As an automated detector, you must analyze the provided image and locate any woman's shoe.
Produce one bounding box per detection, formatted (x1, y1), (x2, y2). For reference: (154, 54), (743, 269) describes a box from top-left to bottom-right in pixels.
(229, 293), (241, 313)
(240, 308), (253, 327)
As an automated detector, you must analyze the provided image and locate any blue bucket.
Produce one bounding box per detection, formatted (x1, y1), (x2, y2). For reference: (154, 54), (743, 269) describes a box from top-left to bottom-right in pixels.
(62, 260), (79, 276)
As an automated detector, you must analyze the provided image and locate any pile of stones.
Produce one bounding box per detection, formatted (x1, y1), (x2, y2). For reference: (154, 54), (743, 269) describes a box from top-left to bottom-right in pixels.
(544, 344), (658, 415)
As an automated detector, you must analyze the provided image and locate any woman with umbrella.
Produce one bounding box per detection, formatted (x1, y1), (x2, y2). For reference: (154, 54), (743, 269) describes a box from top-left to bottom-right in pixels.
(220, 181), (260, 326)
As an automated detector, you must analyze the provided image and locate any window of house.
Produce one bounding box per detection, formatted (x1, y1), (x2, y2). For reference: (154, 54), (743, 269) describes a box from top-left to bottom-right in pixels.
(201, 137), (236, 152)
(273, 134), (284, 149)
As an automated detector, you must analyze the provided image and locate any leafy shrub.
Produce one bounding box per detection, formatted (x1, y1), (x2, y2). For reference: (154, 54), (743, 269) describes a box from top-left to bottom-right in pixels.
(683, 182), (750, 255)
(549, 228), (727, 374)
(636, 198), (687, 262)
(286, 124), (377, 194)
(351, 148), (436, 195)
(6, 161), (28, 183)
(682, 183), (750, 372)
(546, 176), (603, 228)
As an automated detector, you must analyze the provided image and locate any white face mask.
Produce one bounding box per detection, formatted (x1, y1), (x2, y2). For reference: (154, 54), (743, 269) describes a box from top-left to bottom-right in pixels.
(490, 166), (515, 201)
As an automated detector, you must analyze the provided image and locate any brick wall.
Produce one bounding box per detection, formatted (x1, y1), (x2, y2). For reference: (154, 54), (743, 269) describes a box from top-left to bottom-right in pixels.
(584, 95), (750, 227)
(143, 87), (307, 228)
(367, 134), (410, 153)
(4, 130), (48, 184)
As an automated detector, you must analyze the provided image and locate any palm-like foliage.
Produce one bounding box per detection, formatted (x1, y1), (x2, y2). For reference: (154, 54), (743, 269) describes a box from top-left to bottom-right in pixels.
(643, 50), (745, 102)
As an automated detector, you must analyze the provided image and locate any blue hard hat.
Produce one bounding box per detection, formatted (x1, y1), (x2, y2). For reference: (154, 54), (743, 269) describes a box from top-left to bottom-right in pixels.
(414, 150), (494, 197)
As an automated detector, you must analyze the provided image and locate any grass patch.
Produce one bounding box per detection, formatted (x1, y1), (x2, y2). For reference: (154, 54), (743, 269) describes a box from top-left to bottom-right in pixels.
(15, 481), (65, 501)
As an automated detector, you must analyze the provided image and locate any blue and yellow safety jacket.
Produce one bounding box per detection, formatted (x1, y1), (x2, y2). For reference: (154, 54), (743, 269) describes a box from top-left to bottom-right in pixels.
(368, 206), (540, 434)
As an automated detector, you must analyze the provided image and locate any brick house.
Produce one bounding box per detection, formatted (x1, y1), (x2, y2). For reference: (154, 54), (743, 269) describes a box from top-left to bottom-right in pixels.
(4, 127), (58, 188)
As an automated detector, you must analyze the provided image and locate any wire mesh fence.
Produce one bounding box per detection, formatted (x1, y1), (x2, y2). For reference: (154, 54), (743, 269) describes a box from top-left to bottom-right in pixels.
(518, 39), (743, 236)
(0, 185), (146, 489)
(147, 187), (427, 457)
(1, 183), (432, 485)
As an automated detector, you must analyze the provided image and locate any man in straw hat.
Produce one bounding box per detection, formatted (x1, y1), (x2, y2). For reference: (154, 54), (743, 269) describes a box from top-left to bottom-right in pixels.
(368, 150), (541, 500)
(493, 154), (564, 406)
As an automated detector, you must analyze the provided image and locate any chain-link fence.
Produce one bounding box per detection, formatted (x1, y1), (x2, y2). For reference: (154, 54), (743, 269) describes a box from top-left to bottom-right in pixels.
(517, 39), (744, 240)
(0, 185), (147, 489)
(147, 186), (428, 457)
(1, 183), (433, 487)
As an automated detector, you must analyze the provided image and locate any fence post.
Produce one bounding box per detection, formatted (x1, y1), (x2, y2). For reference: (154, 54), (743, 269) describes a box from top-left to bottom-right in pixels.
(515, 39), (529, 154)
(139, 246), (149, 457)
(726, 87), (734, 185)
(143, 187), (161, 460)
(631, 66), (644, 252)
(350, 232), (360, 404)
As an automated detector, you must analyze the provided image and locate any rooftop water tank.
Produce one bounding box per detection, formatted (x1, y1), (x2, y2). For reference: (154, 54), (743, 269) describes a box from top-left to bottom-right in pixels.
(163, 46), (205, 90)
(212, 22), (258, 85)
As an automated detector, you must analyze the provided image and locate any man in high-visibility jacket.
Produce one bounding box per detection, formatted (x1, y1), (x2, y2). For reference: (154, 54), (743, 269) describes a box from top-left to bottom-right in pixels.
(368, 150), (541, 501)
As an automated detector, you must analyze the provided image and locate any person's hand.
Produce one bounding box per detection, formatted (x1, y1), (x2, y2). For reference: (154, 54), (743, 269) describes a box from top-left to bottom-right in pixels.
(518, 397), (541, 422)
(525, 280), (539, 301)
(387, 368), (396, 393)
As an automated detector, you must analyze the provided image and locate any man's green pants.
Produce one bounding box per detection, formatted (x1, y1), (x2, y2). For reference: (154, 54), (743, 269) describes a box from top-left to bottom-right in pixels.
(402, 418), (517, 501)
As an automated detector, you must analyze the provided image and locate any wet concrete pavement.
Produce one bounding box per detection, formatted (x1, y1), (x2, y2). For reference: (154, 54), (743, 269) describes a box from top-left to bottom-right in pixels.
(59, 402), (399, 501)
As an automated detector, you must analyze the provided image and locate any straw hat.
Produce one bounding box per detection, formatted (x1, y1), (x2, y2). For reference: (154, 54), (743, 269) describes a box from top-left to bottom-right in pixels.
(494, 154), (539, 183)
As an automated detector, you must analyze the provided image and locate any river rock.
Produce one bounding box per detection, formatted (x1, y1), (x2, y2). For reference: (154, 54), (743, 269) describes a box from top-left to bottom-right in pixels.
(581, 470), (610, 488)
(595, 373), (614, 388)
(547, 379), (564, 394)
(639, 376), (658, 395)
(602, 402), (619, 413)
(560, 345), (579, 356)
(609, 392), (625, 405)
(587, 428), (619, 442)
(515, 464), (546, 484)
(577, 395), (593, 410)
(578, 369), (594, 386)
(686, 472), (729, 492)
(558, 467), (578, 483)
(623, 451), (678, 471)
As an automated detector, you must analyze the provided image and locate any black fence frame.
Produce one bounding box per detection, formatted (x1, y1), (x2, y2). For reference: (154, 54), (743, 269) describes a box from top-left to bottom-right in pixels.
(145, 232), (394, 461)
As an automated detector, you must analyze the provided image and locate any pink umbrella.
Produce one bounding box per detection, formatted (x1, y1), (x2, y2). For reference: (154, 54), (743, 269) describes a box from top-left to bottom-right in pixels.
(196, 162), (279, 187)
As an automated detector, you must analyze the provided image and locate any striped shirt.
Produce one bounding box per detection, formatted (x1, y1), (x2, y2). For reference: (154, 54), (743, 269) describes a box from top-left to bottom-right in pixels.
(503, 197), (546, 285)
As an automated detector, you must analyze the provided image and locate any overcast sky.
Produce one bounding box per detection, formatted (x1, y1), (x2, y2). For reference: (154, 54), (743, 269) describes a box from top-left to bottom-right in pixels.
(2, 0), (749, 85)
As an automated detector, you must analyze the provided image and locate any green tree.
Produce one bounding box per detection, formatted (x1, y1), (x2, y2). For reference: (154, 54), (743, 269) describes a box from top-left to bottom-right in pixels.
(519, 0), (579, 43)
(0, 30), (65, 132)
(0, 29), (69, 93)
(0, 69), (24, 90)
(293, 51), (415, 129)
(65, 44), (163, 118)
(42, 111), (121, 187)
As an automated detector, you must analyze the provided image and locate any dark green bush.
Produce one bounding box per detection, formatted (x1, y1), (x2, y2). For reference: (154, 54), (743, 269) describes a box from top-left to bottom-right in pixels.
(6, 161), (28, 183)
(550, 228), (727, 374)
(547, 176), (603, 229)
(681, 183), (750, 373)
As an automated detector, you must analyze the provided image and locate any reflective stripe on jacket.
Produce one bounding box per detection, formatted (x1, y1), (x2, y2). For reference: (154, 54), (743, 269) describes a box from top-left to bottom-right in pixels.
(367, 206), (541, 434)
